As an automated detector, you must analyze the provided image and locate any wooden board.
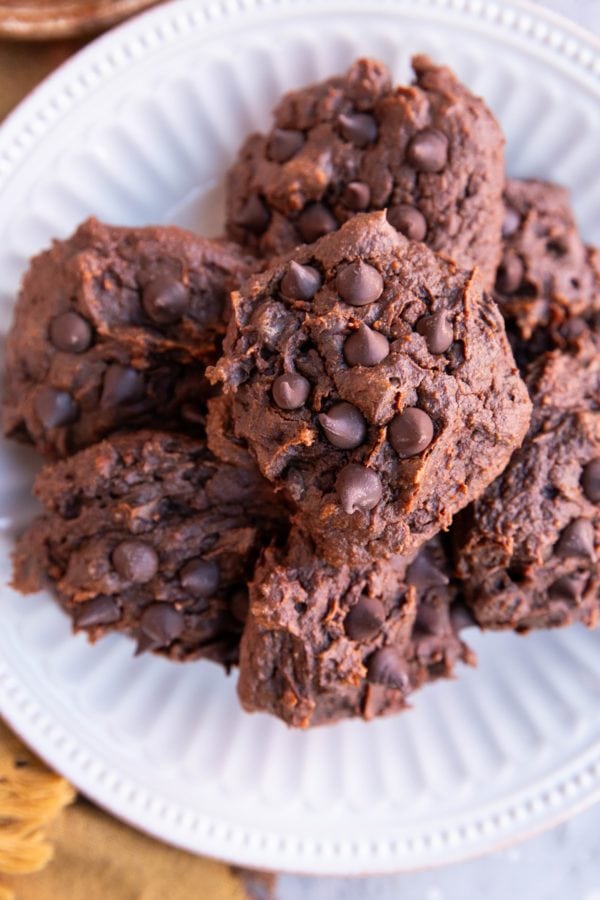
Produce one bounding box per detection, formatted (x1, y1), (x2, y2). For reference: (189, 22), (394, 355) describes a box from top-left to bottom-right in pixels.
(0, 0), (162, 39)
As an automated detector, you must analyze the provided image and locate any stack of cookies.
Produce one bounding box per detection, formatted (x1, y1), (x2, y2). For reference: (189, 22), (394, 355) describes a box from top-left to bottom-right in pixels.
(5, 56), (599, 728)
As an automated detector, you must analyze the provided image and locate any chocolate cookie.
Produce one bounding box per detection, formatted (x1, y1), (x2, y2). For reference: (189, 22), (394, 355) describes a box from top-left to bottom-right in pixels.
(226, 55), (504, 287)
(238, 530), (474, 727)
(453, 333), (600, 631)
(211, 211), (532, 566)
(13, 431), (288, 664)
(3, 217), (255, 457)
(496, 179), (600, 366)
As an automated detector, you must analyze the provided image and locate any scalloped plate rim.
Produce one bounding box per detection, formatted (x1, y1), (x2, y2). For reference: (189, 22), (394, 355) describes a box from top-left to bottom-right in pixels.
(0, 0), (599, 875)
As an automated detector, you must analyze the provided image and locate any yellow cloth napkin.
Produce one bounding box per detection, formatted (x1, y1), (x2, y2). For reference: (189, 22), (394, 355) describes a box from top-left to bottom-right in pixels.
(0, 720), (271, 900)
(0, 721), (75, 882)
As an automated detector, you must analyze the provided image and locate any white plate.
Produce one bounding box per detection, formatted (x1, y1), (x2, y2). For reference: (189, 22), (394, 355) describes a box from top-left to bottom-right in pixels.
(0, 0), (599, 876)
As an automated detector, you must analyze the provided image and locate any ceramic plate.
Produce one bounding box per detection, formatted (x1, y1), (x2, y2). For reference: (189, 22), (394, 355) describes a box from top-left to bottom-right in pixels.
(0, 0), (598, 875)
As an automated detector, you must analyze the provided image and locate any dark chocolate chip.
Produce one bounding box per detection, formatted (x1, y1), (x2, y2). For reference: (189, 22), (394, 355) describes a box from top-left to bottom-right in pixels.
(561, 317), (585, 340)
(367, 647), (409, 690)
(342, 181), (371, 211)
(280, 260), (322, 300)
(406, 552), (449, 593)
(388, 204), (427, 241)
(296, 203), (337, 243)
(236, 194), (270, 233)
(344, 596), (385, 641)
(548, 575), (582, 601)
(336, 260), (383, 306)
(101, 364), (145, 408)
(112, 540), (159, 583)
(406, 128), (448, 173)
(49, 312), (92, 353)
(142, 276), (189, 324)
(554, 518), (595, 560)
(34, 387), (78, 429)
(414, 601), (447, 635)
(135, 632), (158, 656)
(389, 408), (434, 458)
(272, 373), (310, 409)
(139, 603), (184, 646)
(581, 458), (600, 503)
(337, 112), (378, 147)
(180, 558), (220, 598)
(496, 253), (524, 294)
(416, 312), (453, 354)
(343, 322), (389, 367)
(318, 402), (366, 449)
(502, 205), (521, 237)
(449, 601), (476, 632)
(336, 464), (382, 514)
(267, 128), (304, 163)
(74, 596), (120, 628)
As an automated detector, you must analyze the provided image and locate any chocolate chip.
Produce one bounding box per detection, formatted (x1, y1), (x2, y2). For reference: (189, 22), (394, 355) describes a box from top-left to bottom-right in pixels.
(389, 408), (434, 458)
(135, 632), (158, 656)
(561, 317), (585, 340)
(236, 194), (270, 233)
(449, 601), (476, 632)
(343, 322), (389, 367)
(336, 464), (382, 514)
(180, 558), (220, 597)
(34, 387), (78, 429)
(336, 260), (383, 306)
(496, 253), (524, 294)
(548, 575), (582, 601)
(344, 596), (385, 640)
(280, 260), (322, 301)
(49, 312), (92, 353)
(267, 128), (304, 163)
(554, 518), (595, 560)
(502, 205), (521, 237)
(74, 596), (120, 628)
(581, 458), (600, 503)
(414, 601), (446, 635)
(272, 373), (310, 409)
(406, 128), (448, 173)
(142, 277), (189, 324)
(342, 181), (370, 211)
(296, 203), (337, 243)
(318, 402), (366, 449)
(112, 540), (159, 583)
(406, 552), (449, 593)
(337, 112), (378, 147)
(101, 364), (145, 408)
(367, 647), (409, 690)
(388, 205), (427, 241)
(139, 603), (184, 646)
(416, 312), (453, 354)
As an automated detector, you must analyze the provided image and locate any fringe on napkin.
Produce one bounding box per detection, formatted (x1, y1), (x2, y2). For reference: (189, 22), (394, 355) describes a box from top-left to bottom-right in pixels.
(0, 720), (75, 877)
